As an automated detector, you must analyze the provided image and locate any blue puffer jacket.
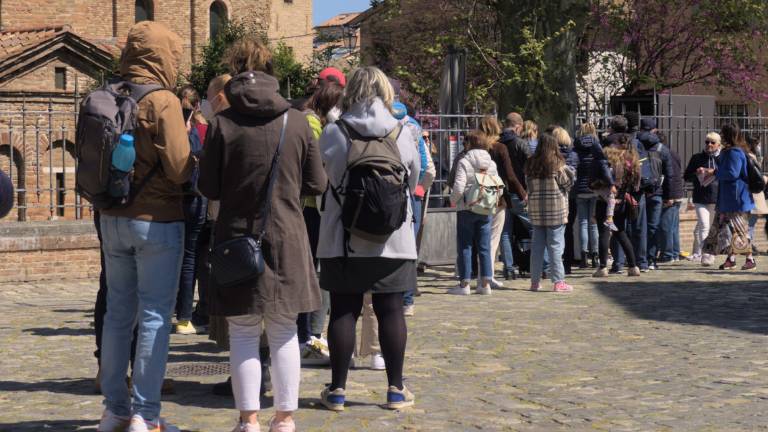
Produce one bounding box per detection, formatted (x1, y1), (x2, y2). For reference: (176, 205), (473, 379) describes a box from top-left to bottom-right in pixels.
(574, 135), (611, 194)
(716, 147), (755, 213)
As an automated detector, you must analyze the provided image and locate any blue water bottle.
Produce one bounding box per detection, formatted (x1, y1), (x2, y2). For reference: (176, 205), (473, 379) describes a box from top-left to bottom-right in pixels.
(108, 134), (136, 199)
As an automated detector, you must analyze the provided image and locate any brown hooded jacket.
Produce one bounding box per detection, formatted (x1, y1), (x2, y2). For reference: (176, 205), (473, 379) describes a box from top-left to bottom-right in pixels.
(102, 21), (192, 221)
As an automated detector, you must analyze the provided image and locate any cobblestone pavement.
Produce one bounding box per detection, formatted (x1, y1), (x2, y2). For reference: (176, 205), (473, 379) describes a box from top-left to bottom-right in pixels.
(1, 261), (767, 431)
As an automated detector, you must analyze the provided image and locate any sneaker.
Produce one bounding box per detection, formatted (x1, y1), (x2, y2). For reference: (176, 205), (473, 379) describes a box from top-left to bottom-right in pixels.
(386, 385), (415, 410)
(609, 266), (624, 274)
(232, 419), (261, 432)
(687, 254), (702, 262)
(476, 284), (492, 295)
(370, 352), (386, 370)
(719, 258), (736, 270)
(701, 254), (715, 267)
(490, 278), (504, 289)
(97, 409), (130, 432)
(530, 282), (540, 292)
(174, 320), (197, 335)
(127, 414), (179, 432)
(647, 263), (657, 271)
(301, 337), (330, 366)
(320, 385), (345, 412)
(742, 258), (757, 271)
(268, 416), (295, 432)
(592, 268), (609, 278)
(403, 304), (415, 316)
(627, 266), (641, 277)
(447, 284), (470, 295)
(639, 267), (649, 273)
(604, 221), (619, 232)
(553, 281), (573, 293)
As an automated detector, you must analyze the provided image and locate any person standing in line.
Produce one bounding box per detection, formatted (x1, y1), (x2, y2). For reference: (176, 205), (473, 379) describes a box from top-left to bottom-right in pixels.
(199, 36), (328, 432)
(174, 85), (209, 336)
(525, 133), (575, 292)
(573, 123), (603, 269)
(479, 116), (525, 288)
(499, 113), (531, 278)
(449, 131), (499, 295)
(317, 67), (419, 411)
(552, 126), (579, 274)
(683, 132), (720, 264)
(702, 123), (756, 271)
(521, 120), (539, 154)
(96, 21), (193, 432)
(658, 132), (685, 263)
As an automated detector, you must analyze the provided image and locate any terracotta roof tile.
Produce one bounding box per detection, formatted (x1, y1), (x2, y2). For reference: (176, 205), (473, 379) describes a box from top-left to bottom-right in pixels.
(316, 12), (361, 28)
(0, 25), (69, 61)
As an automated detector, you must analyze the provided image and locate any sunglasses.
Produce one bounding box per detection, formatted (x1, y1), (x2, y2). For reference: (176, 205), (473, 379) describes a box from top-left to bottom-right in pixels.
(705, 140), (717, 144)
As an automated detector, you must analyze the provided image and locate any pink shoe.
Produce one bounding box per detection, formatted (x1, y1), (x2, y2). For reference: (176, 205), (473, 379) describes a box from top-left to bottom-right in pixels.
(269, 417), (295, 432)
(553, 281), (573, 293)
(530, 282), (540, 292)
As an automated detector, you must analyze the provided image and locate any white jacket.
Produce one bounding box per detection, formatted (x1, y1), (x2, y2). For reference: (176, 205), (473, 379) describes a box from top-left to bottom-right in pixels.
(450, 149), (498, 211)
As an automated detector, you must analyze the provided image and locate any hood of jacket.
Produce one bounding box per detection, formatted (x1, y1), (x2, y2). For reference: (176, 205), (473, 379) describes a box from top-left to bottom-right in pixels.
(637, 130), (660, 150)
(463, 149), (492, 171)
(500, 129), (518, 144)
(341, 97), (398, 138)
(225, 71), (292, 118)
(120, 21), (183, 88)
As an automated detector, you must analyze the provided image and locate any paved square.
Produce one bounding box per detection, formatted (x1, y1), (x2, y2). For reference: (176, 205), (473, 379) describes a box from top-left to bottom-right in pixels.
(0, 262), (767, 431)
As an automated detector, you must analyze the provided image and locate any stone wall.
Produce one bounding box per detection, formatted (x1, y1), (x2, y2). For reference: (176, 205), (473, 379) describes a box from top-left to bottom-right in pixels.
(269, 0), (314, 62)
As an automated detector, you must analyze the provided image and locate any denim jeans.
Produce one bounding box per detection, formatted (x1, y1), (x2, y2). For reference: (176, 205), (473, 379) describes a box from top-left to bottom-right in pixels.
(659, 202), (681, 260)
(748, 213), (758, 240)
(99, 215), (184, 420)
(620, 194), (647, 270)
(456, 210), (492, 281)
(530, 224), (566, 285)
(500, 209), (515, 271)
(576, 195), (599, 254)
(404, 197), (422, 306)
(176, 195), (207, 321)
(645, 194), (663, 264)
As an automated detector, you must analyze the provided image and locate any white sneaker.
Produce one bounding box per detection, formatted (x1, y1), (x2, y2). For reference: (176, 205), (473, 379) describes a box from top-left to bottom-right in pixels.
(97, 409), (130, 432)
(403, 304), (415, 316)
(476, 284), (492, 295)
(232, 419), (261, 432)
(701, 254), (715, 267)
(447, 284), (470, 295)
(490, 278), (504, 289)
(127, 414), (180, 432)
(370, 352), (386, 370)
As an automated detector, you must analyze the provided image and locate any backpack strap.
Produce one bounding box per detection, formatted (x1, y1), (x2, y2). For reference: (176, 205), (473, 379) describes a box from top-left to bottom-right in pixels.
(256, 112), (289, 243)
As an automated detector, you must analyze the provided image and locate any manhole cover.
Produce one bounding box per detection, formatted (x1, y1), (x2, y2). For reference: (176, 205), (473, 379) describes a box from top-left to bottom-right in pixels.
(166, 362), (229, 377)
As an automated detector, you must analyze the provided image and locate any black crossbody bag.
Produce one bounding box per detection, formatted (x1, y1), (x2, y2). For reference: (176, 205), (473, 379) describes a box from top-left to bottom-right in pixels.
(209, 113), (288, 288)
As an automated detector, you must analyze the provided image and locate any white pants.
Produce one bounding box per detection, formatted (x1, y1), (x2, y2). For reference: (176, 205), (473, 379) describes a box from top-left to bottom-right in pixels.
(490, 206), (506, 273)
(693, 204), (716, 256)
(228, 312), (300, 412)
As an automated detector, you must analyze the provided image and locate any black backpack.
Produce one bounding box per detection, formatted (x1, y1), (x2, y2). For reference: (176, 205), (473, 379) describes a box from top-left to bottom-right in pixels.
(75, 79), (163, 210)
(330, 120), (409, 249)
(647, 143), (665, 189)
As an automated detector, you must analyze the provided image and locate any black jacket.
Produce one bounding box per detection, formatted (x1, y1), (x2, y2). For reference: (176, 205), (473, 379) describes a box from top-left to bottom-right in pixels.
(500, 129), (531, 194)
(574, 135), (611, 193)
(684, 151), (719, 204)
(638, 131), (673, 196)
(663, 149), (685, 200)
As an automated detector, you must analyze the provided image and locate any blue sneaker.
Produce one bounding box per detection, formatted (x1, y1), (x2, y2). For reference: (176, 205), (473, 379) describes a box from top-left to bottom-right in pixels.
(320, 385), (345, 412)
(386, 385), (415, 410)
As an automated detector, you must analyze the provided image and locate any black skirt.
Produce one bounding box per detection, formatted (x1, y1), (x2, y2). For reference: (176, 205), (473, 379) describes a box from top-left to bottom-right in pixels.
(319, 257), (416, 295)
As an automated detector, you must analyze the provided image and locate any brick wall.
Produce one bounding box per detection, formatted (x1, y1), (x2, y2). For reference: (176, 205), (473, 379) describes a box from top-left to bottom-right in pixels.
(0, 60), (97, 93)
(0, 221), (100, 283)
(268, 0), (313, 62)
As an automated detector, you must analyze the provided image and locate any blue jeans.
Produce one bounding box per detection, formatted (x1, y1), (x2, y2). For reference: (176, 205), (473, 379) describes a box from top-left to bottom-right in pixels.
(748, 214), (758, 240)
(531, 225), (566, 285)
(99, 215), (184, 420)
(404, 197), (422, 306)
(456, 210), (492, 281)
(659, 202), (681, 260)
(500, 208), (515, 271)
(576, 196), (599, 254)
(620, 194), (647, 270)
(645, 194), (663, 264)
(176, 195), (207, 321)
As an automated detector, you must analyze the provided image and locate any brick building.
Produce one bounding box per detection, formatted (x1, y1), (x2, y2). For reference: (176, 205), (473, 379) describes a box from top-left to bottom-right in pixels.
(0, 0), (313, 222)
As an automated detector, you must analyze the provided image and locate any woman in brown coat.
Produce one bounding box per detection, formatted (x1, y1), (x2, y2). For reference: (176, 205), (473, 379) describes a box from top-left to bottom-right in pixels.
(198, 37), (327, 432)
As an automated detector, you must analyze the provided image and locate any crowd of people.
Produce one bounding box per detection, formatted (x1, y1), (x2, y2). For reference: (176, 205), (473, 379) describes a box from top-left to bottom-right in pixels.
(19, 20), (758, 432)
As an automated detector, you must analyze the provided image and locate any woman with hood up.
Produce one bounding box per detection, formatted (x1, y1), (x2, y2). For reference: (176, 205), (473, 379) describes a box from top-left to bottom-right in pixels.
(199, 36), (328, 432)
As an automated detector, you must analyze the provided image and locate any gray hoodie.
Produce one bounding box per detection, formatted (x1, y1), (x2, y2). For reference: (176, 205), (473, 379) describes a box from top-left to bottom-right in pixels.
(318, 97), (420, 260)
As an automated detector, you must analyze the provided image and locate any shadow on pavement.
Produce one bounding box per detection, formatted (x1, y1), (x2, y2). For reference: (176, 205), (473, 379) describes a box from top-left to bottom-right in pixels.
(595, 278), (768, 334)
(0, 419), (96, 431)
(23, 327), (92, 337)
(0, 378), (95, 396)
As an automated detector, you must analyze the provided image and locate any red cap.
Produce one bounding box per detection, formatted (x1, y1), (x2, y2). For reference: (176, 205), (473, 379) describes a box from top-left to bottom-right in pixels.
(318, 67), (346, 87)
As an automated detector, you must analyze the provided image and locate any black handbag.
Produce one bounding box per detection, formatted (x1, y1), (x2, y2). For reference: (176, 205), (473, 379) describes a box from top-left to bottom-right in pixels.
(746, 155), (766, 194)
(209, 113), (288, 287)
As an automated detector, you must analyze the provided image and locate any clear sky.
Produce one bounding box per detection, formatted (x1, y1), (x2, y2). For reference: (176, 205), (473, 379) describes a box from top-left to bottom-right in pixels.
(313, 0), (372, 26)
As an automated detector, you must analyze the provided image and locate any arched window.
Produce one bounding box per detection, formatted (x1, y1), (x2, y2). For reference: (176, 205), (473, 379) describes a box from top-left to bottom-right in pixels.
(135, 0), (153, 22)
(210, 1), (228, 40)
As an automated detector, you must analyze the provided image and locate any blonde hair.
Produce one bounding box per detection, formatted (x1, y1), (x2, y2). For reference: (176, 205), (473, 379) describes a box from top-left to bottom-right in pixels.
(552, 126), (572, 149)
(208, 73), (232, 96)
(706, 132), (722, 145)
(342, 66), (395, 112)
(521, 120), (538, 139)
(578, 122), (597, 138)
(466, 130), (490, 151)
(191, 111), (207, 126)
(224, 35), (273, 75)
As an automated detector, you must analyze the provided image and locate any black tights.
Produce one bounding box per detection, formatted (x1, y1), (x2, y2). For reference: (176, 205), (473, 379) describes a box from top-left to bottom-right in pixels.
(596, 200), (637, 269)
(328, 292), (407, 391)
